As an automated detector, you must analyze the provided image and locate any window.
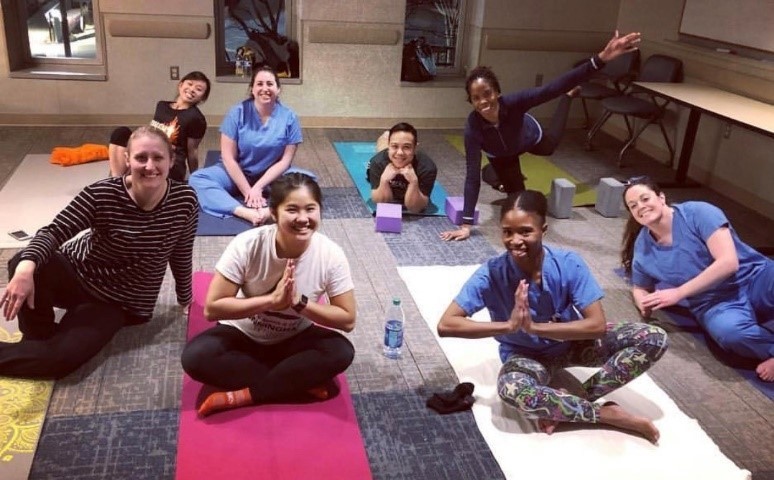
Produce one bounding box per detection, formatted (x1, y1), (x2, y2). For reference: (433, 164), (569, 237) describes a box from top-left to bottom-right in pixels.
(403, 0), (466, 75)
(214, 0), (299, 79)
(2, 0), (105, 78)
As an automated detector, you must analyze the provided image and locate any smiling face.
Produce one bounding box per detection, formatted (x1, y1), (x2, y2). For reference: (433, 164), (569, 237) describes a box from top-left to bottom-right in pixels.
(272, 185), (321, 247)
(251, 70), (280, 105)
(387, 131), (417, 169)
(468, 78), (500, 118)
(126, 130), (172, 190)
(624, 184), (668, 227)
(176, 78), (209, 106)
(501, 207), (546, 262)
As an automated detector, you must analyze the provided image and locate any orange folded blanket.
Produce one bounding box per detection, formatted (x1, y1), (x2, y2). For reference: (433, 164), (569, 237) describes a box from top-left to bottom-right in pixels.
(50, 144), (109, 166)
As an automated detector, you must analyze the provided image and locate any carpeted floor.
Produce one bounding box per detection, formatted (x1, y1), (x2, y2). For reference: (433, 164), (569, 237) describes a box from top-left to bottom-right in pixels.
(0, 124), (772, 479)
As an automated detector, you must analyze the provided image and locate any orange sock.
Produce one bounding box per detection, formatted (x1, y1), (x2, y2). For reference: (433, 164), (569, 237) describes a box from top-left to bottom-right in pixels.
(306, 385), (330, 401)
(198, 387), (253, 417)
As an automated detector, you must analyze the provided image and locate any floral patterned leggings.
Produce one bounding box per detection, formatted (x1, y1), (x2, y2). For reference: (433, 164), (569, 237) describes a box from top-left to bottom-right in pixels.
(497, 322), (667, 423)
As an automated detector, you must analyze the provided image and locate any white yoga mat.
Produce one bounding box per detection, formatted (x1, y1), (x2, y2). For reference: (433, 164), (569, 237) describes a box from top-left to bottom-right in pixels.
(0, 155), (107, 248)
(398, 265), (751, 480)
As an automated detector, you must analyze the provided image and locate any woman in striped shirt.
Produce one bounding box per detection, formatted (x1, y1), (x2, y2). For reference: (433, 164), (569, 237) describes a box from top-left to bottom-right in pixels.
(1, 126), (199, 379)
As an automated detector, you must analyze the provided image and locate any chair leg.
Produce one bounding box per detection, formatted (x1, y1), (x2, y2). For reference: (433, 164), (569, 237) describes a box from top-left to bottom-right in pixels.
(586, 110), (613, 151)
(657, 120), (675, 167)
(581, 98), (590, 129)
(618, 118), (654, 168)
(623, 115), (634, 137)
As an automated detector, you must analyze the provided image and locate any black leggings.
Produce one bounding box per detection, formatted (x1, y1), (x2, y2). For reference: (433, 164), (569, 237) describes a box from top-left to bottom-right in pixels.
(181, 323), (355, 403)
(1, 252), (128, 379)
(482, 94), (573, 192)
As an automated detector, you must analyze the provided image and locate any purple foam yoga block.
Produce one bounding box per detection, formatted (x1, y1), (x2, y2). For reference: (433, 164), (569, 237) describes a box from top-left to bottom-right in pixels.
(445, 196), (479, 225)
(375, 203), (402, 233)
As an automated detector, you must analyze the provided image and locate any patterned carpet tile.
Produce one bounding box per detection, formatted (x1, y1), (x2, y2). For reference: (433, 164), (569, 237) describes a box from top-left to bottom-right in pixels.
(381, 217), (497, 266)
(31, 409), (178, 480)
(320, 186), (372, 219)
(352, 389), (504, 480)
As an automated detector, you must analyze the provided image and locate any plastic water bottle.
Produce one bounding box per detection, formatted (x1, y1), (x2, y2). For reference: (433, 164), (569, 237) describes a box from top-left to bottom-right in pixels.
(383, 297), (404, 359)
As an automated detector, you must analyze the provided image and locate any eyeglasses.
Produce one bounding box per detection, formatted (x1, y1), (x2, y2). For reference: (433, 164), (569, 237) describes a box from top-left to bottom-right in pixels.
(623, 175), (648, 187)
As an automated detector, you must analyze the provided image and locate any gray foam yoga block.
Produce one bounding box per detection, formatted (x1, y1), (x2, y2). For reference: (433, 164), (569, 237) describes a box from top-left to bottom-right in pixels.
(595, 177), (625, 217)
(548, 178), (576, 219)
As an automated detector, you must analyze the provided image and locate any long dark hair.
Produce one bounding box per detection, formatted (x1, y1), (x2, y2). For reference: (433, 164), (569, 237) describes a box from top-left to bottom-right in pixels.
(465, 66), (501, 103)
(500, 190), (548, 224)
(621, 176), (663, 274)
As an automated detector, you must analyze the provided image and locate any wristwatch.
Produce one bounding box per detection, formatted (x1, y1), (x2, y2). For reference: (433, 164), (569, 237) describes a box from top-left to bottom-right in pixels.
(292, 294), (308, 313)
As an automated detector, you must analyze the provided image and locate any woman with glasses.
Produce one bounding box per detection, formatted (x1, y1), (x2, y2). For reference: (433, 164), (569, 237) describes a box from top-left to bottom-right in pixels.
(438, 190), (667, 442)
(622, 176), (774, 381)
(440, 31), (641, 242)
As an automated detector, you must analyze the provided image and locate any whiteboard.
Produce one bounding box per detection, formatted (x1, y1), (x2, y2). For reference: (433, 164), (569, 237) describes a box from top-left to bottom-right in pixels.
(679, 0), (774, 53)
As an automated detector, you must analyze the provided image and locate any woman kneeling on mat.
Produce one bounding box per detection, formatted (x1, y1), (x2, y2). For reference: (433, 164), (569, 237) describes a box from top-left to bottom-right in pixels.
(1, 126), (199, 379)
(190, 65), (307, 226)
(440, 30), (641, 241)
(622, 176), (774, 382)
(182, 173), (356, 416)
(438, 190), (667, 442)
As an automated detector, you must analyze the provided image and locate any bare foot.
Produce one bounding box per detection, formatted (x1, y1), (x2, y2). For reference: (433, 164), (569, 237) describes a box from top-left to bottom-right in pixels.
(756, 357), (774, 382)
(566, 86), (582, 97)
(234, 206), (267, 226)
(599, 402), (660, 444)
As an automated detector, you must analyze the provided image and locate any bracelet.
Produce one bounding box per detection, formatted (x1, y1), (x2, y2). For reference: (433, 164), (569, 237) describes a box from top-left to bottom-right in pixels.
(590, 54), (606, 70)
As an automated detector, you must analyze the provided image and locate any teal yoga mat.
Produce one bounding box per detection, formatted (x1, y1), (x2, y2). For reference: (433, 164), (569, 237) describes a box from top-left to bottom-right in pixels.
(332, 142), (447, 216)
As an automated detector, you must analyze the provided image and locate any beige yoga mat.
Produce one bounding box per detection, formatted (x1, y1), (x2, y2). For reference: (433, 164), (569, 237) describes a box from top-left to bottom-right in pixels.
(0, 154), (107, 248)
(0, 288), (55, 479)
(397, 265), (751, 480)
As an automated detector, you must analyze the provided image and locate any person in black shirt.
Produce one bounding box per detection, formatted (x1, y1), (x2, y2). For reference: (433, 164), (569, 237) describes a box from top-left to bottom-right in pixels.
(367, 122), (438, 213)
(108, 71), (211, 182)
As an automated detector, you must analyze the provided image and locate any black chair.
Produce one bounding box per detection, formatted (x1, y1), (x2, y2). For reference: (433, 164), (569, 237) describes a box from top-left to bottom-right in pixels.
(586, 54), (683, 167)
(578, 50), (640, 128)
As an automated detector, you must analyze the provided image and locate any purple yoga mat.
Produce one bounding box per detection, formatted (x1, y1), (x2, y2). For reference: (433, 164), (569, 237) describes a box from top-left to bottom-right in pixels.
(175, 272), (372, 480)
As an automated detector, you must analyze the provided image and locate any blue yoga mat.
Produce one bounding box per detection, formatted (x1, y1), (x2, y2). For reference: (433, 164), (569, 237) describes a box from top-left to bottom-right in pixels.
(195, 151), (252, 236)
(332, 142), (448, 216)
(613, 267), (774, 400)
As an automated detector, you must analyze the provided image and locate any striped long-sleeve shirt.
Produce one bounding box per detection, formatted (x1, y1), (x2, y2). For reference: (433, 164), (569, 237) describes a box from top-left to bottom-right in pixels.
(20, 177), (199, 319)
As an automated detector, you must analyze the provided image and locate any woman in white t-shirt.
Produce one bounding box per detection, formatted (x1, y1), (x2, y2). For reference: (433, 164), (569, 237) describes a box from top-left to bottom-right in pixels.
(182, 173), (356, 416)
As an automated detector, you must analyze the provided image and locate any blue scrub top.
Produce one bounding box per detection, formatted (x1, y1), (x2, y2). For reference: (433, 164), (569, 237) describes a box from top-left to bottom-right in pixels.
(220, 99), (303, 177)
(631, 201), (769, 314)
(454, 245), (604, 361)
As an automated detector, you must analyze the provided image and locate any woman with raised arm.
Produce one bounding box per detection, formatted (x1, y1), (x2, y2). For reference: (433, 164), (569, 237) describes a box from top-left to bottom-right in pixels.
(438, 190), (667, 442)
(440, 31), (641, 241)
(622, 176), (774, 381)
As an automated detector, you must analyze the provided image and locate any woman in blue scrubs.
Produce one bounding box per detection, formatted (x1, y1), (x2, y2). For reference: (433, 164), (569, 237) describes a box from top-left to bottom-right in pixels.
(621, 176), (774, 381)
(190, 66), (304, 225)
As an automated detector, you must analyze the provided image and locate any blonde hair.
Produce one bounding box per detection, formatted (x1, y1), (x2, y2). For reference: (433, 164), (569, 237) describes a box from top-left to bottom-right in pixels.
(126, 126), (173, 158)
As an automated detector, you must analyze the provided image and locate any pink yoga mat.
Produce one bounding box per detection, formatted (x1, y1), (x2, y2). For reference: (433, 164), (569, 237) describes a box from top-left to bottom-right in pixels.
(175, 272), (372, 480)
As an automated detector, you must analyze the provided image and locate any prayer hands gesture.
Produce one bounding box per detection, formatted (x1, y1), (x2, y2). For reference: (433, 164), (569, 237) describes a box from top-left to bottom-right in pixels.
(598, 30), (641, 62)
(271, 260), (297, 311)
(508, 280), (533, 333)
